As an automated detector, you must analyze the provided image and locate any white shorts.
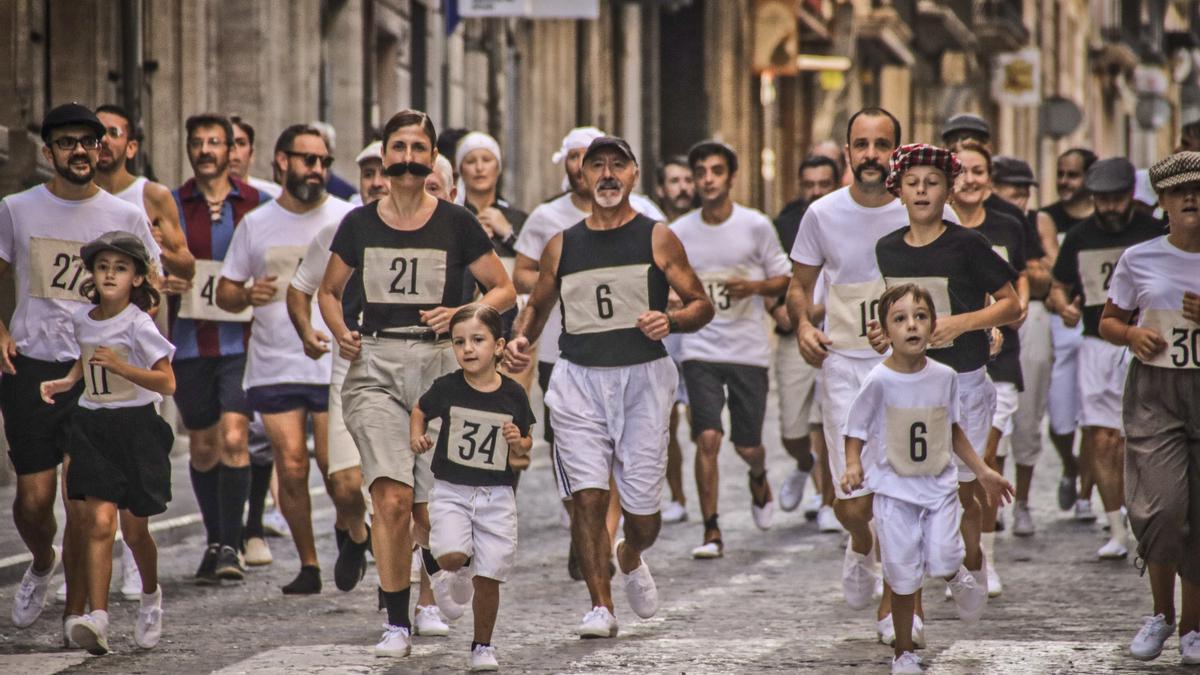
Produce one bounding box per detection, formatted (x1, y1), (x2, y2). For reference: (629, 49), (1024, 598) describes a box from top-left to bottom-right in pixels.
(1010, 301), (1052, 466)
(429, 479), (517, 582)
(992, 381), (1018, 459)
(1078, 336), (1129, 431)
(545, 357), (678, 516)
(774, 336), (818, 440)
(810, 372), (824, 427)
(875, 492), (965, 595)
(954, 368), (996, 483)
(1048, 314), (1084, 436)
(663, 333), (689, 406)
(821, 352), (882, 500)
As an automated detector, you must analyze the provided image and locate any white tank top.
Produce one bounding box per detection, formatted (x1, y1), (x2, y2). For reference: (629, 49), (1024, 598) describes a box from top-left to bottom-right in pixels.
(113, 176), (148, 211)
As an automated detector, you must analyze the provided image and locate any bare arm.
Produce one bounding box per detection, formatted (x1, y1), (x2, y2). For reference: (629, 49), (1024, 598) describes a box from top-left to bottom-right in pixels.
(216, 275), (277, 314)
(840, 436), (866, 494)
(952, 423), (1014, 505)
(513, 253), (540, 294)
(92, 352), (175, 396)
(1026, 256), (1051, 298)
(1037, 212), (1060, 264)
(510, 234), (563, 347)
(410, 405), (433, 454)
(786, 262), (831, 366)
(418, 251), (518, 335)
(316, 252), (360, 360)
(0, 259), (16, 373)
(286, 286), (331, 360)
(1099, 300), (1165, 361)
(651, 223), (714, 335)
(726, 274), (790, 299)
(145, 182), (195, 279)
(39, 360), (83, 403)
(929, 282), (1022, 349)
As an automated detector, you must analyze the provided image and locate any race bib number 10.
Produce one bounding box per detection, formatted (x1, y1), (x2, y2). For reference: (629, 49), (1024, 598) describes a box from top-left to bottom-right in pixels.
(80, 344), (137, 404)
(560, 264), (650, 335)
(885, 406), (951, 477)
(28, 237), (89, 302)
(446, 406), (512, 472)
(361, 247), (448, 304)
(178, 259), (252, 322)
(1078, 247), (1126, 307)
(825, 278), (887, 352)
(1141, 309), (1200, 369)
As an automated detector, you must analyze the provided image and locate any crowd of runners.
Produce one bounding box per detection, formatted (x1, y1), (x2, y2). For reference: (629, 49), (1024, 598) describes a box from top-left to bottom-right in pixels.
(1, 100), (1198, 673)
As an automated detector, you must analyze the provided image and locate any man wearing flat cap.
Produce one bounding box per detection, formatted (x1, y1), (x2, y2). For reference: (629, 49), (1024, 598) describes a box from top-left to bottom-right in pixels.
(1049, 157), (1166, 562)
(942, 114), (991, 148)
(505, 136), (714, 639)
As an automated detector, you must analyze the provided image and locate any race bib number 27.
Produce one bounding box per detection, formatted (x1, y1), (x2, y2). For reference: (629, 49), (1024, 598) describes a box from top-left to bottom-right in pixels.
(28, 237), (89, 302)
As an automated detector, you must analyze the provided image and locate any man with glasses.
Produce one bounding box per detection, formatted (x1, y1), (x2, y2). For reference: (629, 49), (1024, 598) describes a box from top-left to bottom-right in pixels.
(217, 124), (354, 594)
(229, 116), (282, 199)
(0, 104), (161, 631)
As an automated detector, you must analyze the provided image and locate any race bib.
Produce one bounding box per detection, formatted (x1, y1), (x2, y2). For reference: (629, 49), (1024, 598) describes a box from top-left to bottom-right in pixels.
(698, 268), (755, 321)
(265, 246), (307, 303)
(28, 237), (89, 302)
(560, 264), (649, 335)
(446, 406), (512, 472)
(825, 279), (887, 351)
(1141, 309), (1200, 369)
(1077, 247), (1126, 307)
(361, 247), (447, 304)
(885, 406), (951, 477)
(178, 259), (252, 322)
(80, 344), (137, 404)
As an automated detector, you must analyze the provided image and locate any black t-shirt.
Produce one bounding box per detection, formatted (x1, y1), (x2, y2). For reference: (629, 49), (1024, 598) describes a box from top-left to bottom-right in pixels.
(418, 370), (535, 487)
(1041, 201), (1089, 235)
(974, 209), (1028, 389)
(876, 222), (1018, 374)
(329, 199), (494, 333)
(774, 197), (808, 253)
(1051, 211), (1167, 337)
(464, 198), (529, 336)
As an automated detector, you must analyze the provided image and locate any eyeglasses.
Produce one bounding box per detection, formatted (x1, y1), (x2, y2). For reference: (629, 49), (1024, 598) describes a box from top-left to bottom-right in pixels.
(188, 137), (229, 150)
(285, 151), (334, 169)
(105, 126), (126, 139)
(52, 135), (101, 151)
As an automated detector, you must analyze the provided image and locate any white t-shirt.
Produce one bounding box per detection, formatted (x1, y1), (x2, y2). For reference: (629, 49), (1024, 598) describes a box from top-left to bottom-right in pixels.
(0, 185), (162, 362)
(790, 187), (956, 359)
(221, 197), (354, 388)
(71, 304), (175, 410)
(290, 223), (336, 296)
(670, 203), (791, 367)
(514, 192), (664, 365)
(1108, 235), (1200, 369)
(845, 359), (961, 507)
(247, 175), (283, 199)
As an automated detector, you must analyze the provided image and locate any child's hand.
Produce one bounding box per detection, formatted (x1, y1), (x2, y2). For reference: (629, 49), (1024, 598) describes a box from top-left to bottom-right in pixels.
(979, 468), (1015, 507)
(840, 461), (864, 495)
(866, 320), (888, 354)
(502, 422), (525, 453)
(411, 434), (433, 454)
(39, 379), (71, 405)
(88, 346), (127, 375)
(508, 453), (531, 471)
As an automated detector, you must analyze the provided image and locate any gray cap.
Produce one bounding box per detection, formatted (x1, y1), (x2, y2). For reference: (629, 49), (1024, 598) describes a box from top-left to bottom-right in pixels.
(1084, 157), (1136, 194)
(941, 114), (990, 142)
(81, 231), (153, 274)
(582, 136), (637, 164)
(992, 156), (1037, 187)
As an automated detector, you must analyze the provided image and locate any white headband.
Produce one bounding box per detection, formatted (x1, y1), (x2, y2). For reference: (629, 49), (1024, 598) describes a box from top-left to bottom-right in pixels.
(455, 132), (502, 171)
(552, 126), (605, 164)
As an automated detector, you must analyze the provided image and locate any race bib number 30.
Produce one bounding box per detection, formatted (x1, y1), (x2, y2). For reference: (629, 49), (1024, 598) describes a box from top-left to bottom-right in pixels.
(362, 247), (447, 304)
(28, 237), (89, 302)
(80, 344), (137, 404)
(560, 264), (649, 335)
(885, 406), (951, 477)
(825, 279), (887, 351)
(265, 246), (307, 303)
(179, 259), (252, 322)
(1141, 309), (1200, 369)
(1078, 247), (1126, 307)
(699, 268), (755, 321)
(446, 406), (512, 472)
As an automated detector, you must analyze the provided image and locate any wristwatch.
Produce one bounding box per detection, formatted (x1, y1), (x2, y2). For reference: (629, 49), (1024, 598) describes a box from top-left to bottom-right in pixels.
(667, 313), (680, 334)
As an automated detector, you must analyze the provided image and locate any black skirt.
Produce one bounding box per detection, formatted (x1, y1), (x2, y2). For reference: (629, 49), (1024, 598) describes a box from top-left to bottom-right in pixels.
(66, 404), (174, 517)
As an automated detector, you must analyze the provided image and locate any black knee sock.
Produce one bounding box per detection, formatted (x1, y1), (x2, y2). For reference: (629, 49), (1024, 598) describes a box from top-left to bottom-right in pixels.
(471, 641), (491, 650)
(244, 461), (272, 539)
(218, 464), (251, 549)
(420, 547), (441, 575)
(380, 586), (411, 628)
(335, 527), (348, 552)
(190, 465), (220, 545)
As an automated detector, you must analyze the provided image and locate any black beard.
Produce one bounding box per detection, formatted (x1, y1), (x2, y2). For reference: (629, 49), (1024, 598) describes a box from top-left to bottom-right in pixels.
(852, 160), (886, 185)
(1095, 210), (1129, 233)
(287, 173), (326, 204)
(55, 156), (94, 185)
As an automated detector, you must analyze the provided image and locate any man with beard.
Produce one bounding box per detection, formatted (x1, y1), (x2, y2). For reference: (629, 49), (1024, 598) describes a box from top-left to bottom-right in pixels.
(217, 125), (354, 594)
(229, 116), (282, 198)
(170, 113), (271, 585)
(1049, 157), (1166, 561)
(1, 104), (161, 631)
(654, 155), (695, 222)
(504, 135), (713, 638)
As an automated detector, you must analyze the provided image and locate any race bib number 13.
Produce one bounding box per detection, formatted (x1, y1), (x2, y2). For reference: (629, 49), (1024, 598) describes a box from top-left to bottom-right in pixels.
(699, 268), (755, 321)
(885, 406), (951, 477)
(28, 237), (89, 302)
(446, 406), (512, 472)
(178, 259), (252, 322)
(80, 344), (137, 404)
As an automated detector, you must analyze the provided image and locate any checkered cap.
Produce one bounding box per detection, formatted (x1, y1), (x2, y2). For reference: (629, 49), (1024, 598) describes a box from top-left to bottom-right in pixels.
(886, 143), (961, 196)
(1148, 151), (1200, 192)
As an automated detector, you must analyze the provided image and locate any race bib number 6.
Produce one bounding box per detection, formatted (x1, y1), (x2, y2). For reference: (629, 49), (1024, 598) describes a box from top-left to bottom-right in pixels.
(1141, 309), (1200, 369)
(179, 259), (252, 322)
(80, 344), (137, 404)
(1078, 247), (1126, 307)
(28, 237), (89, 302)
(447, 406), (512, 472)
(560, 264), (650, 335)
(885, 406), (951, 477)
(362, 247), (448, 304)
(825, 278), (887, 351)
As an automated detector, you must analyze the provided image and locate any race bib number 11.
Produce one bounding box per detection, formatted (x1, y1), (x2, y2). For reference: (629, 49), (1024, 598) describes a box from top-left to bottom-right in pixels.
(80, 344), (137, 404)
(28, 237), (89, 302)
(446, 406), (512, 472)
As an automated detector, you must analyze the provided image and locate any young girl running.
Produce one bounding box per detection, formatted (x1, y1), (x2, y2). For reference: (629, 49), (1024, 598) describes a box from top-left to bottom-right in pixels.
(41, 231), (176, 655)
(842, 283), (1013, 674)
(411, 304), (534, 671)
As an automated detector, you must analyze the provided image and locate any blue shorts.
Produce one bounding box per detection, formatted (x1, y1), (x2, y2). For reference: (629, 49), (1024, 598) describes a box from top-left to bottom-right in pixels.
(246, 384), (329, 415)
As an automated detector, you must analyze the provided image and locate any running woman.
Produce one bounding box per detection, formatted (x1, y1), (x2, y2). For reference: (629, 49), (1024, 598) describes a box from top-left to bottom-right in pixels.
(842, 283), (1013, 675)
(41, 232), (175, 655)
(411, 305), (534, 672)
(1101, 151), (1200, 665)
(318, 109), (514, 657)
(504, 135), (713, 639)
(1049, 157), (1166, 560)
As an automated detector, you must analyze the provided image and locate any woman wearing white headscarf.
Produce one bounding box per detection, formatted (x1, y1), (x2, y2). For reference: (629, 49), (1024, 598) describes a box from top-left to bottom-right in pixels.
(455, 131), (527, 262)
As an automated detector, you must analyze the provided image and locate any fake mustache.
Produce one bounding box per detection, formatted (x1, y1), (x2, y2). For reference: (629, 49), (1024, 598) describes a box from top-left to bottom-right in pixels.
(384, 161), (434, 177)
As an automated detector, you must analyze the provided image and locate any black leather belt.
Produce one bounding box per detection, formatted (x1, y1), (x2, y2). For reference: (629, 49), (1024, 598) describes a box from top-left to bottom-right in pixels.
(366, 328), (447, 342)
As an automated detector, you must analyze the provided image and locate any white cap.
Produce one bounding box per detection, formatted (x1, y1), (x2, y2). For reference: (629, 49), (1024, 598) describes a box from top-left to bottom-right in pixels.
(455, 132), (502, 171)
(552, 126), (605, 164)
(355, 141), (382, 165)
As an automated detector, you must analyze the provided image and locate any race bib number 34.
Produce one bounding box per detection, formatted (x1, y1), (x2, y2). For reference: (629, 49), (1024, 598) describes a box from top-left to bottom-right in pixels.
(28, 237), (89, 302)
(885, 406), (951, 477)
(179, 259), (252, 322)
(362, 247), (447, 304)
(825, 279), (887, 352)
(1078, 247), (1126, 307)
(560, 264), (650, 335)
(80, 344), (137, 404)
(446, 406), (512, 472)
(1141, 309), (1200, 369)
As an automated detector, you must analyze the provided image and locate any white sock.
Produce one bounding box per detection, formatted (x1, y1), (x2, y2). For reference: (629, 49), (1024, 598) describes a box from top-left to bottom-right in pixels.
(980, 532), (996, 566)
(141, 586), (161, 605)
(1106, 510), (1127, 541)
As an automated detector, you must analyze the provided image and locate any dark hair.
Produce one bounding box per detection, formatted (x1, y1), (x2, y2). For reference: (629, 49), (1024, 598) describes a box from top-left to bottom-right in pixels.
(449, 304), (505, 364)
(688, 141), (739, 175)
(846, 107), (902, 148)
(382, 109), (438, 150)
(185, 113), (234, 147)
(437, 127), (469, 161)
(955, 139), (992, 177)
(79, 252), (160, 312)
(230, 116), (256, 146)
(95, 104), (140, 142)
(1060, 147), (1098, 172)
(273, 124), (325, 156)
(799, 155), (840, 178)
(878, 283), (937, 336)
(655, 155), (690, 185)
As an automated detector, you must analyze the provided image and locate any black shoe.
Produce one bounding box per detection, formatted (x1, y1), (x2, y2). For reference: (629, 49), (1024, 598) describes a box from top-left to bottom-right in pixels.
(1057, 475), (1077, 511)
(194, 543), (220, 585)
(215, 545), (246, 581)
(281, 565), (322, 595)
(334, 527), (370, 592)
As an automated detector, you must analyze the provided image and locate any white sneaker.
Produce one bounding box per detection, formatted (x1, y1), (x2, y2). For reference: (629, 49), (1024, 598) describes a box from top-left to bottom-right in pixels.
(62, 614), (80, 649)
(891, 650), (924, 674)
(578, 606), (618, 639)
(1012, 502), (1035, 536)
(802, 493), (822, 520)
(68, 610), (110, 656)
(134, 588), (163, 649)
(55, 580), (67, 604)
(873, 576), (884, 602)
(263, 509), (291, 537)
(431, 570), (468, 620)
(660, 500), (688, 524)
(617, 542), (658, 619)
(912, 614), (925, 648)
(410, 549), (423, 584)
(947, 566), (986, 623)
(691, 541), (723, 559)
(841, 541), (878, 611)
(1098, 537), (1128, 559)
(374, 623), (412, 657)
(243, 537), (273, 566)
(817, 505), (844, 533)
(470, 643), (500, 671)
(986, 563), (1003, 598)
(1074, 499), (1096, 522)
(413, 604), (449, 636)
(779, 470), (809, 512)
(12, 546), (59, 628)
(877, 613), (896, 646)
(1181, 630), (1200, 665)
(1129, 613), (1174, 660)
(751, 500), (774, 530)
(120, 542), (143, 600)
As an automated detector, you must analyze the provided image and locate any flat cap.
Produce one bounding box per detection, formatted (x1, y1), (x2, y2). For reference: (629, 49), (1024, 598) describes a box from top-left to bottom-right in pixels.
(583, 136), (637, 164)
(1148, 151), (1200, 192)
(81, 231), (152, 274)
(941, 114), (990, 142)
(992, 156), (1037, 186)
(41, 103), (106, 143)
(1084, 157), (1136, 194)
(355, 140), (383, 165)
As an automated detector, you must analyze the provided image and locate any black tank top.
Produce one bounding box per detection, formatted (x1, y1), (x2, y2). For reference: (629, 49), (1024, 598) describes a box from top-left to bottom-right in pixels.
(555, 213), (669, 367)
(1041, 201), (1089, 234)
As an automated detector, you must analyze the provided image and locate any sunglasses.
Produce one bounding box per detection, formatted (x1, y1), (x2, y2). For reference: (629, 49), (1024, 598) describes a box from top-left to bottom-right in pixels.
(285, 151), (334, 169)
(52, 135), (100, 151)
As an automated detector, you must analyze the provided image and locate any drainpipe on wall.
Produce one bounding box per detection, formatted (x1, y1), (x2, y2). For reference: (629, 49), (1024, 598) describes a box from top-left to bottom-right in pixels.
(120, 0), (143, 174)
